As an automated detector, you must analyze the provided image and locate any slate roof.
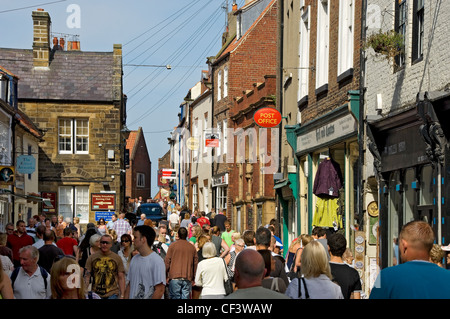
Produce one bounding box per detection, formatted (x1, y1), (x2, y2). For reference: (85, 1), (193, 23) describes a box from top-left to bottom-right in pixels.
(0, 47), (115, 102)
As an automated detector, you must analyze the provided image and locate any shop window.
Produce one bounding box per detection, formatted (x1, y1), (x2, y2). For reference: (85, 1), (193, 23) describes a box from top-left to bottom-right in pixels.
(388, 171), (401, 266)
(420, 165), (434, 205)
(59, 186), (89, 223)
(403, 168), (415, 224)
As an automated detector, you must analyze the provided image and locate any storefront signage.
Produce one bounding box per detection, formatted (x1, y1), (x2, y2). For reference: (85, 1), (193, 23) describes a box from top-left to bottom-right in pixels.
(254, 107), (282, 128)
(95, 211), (115, 221)
(16, 155), (36, 174)
(0, 166), (14, 185)
(212, 173), (228, 187)
(41, 191), (56, 213)
(296, 113), (357, 155)
(161, 169), (176, 180)
(91, 193), (116, 211)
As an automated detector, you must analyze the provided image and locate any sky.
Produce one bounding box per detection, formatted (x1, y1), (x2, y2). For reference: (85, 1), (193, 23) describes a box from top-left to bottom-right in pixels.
(0, 0), (245, 197)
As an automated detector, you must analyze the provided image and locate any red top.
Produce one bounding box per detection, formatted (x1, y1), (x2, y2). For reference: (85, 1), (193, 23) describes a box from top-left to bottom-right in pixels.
(56, 237), (78, 256)
(7, 232), (34, 262)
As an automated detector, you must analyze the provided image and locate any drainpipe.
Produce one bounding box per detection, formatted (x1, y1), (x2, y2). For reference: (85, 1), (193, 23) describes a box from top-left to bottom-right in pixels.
(358, 0), (368, 231)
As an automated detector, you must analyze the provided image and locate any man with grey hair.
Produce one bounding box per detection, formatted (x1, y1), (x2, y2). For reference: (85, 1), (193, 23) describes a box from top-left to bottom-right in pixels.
(11, 245), (51, 299)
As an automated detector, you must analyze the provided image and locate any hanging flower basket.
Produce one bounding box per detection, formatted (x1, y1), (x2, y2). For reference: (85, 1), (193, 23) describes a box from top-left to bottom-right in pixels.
(365, 30), (404, 65)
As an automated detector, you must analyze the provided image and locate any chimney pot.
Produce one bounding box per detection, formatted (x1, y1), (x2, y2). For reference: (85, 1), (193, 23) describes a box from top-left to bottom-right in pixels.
(59, 38), (65, 50)
(37, 8), (44, 11)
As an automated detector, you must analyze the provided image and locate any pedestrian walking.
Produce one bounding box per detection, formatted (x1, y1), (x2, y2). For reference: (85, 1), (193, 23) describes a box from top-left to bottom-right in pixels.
(56, 227), (79, 258)
(285, 240), (343, 299)
(11, 245), (52, 299)
(49, 256), (100, 299)
(7, 220), (34, 267)
(224, 248), (290, 299)
(38, 230), (64, 273)
(112, 211), (132, 243)
(221, 220), (235, 248)
(194, 242), (228, 299)
(369, 221), (450, 299)
(258, 249), (287, 293)
(125, 225), (166, 299)
(0, 257), (14, 299)
(328, 232), (361, 299)
(84, 234), (126, 299)
(165, 227), (198, 299)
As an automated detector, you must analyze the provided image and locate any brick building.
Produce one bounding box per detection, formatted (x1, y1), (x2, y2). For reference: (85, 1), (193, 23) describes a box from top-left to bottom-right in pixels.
(230, 75), (277, 231)
(0, 9), (126, 226)
(278, 0), (363, 265)
(209, 0), (278, 231)
(125, 127), (151, 204)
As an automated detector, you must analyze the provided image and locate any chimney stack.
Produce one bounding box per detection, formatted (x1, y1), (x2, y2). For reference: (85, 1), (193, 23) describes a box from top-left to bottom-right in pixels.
(32, 8), (51, 68)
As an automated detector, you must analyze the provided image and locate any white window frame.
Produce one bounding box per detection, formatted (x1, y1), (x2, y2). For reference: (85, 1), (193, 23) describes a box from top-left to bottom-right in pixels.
(217, 70), (222, 101)
(137, 173), (145, 188)
(59, 186), (89, 224)
(192, 183), (198, 211)
(223, 67), (228, 98)
(216, 186), (227, 210)
(58, 118), (89, 154)
(222, 119), (228, 155)
(315, 0), (329, 89)
(337, 0), (354, 76)
(298, 6), (310, 102)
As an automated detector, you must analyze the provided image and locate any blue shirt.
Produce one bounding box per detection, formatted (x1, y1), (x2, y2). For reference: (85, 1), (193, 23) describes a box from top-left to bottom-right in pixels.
(369, 260), (450, 299)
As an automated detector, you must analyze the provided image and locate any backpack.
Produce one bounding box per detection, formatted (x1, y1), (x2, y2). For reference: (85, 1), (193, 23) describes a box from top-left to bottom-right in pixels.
(11, 266), (49, 290)
(151, 242), (166, 260)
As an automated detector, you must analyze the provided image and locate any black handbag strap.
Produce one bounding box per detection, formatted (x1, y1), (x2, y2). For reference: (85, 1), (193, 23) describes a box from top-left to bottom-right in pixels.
(298, 277), (310, 299)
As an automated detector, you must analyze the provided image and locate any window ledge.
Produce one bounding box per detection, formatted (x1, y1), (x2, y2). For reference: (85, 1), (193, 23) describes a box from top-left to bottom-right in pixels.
(337, 68), (353, 84)
(315, 83), (328, 97)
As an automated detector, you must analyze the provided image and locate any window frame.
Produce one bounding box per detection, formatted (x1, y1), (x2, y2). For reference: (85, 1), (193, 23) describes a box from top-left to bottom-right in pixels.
(58, 118), (89, 155)
(412, 0), (425, 64)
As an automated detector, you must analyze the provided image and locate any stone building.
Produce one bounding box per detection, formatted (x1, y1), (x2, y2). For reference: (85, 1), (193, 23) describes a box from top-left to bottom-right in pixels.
(0, 9), (126, 226)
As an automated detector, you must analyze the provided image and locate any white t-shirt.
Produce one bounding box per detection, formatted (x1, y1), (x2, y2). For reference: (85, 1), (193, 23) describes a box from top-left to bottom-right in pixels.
(194, 257), (228, 296)
(126, 252), (166, 299)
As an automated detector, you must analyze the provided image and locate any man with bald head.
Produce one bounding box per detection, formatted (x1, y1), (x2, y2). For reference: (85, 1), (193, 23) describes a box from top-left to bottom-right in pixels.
(370, 221), (450, 299)
(224, 248), (290, 299)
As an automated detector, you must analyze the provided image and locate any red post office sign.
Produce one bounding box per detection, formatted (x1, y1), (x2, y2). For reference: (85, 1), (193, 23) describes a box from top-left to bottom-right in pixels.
(254, 107), (282, 128)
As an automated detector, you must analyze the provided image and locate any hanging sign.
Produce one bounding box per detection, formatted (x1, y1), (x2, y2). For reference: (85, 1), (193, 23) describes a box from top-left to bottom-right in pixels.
(254, 107), (282, 128)
(16, 155), (36, 174)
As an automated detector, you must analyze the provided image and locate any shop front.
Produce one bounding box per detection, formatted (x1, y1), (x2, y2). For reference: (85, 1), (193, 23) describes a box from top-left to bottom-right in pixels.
(367, 92), (450, 269)
(287, 103), (360, 247)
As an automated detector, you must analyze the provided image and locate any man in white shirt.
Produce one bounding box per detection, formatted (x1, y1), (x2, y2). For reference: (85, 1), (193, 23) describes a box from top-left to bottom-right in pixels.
(11, 245), (51, 299)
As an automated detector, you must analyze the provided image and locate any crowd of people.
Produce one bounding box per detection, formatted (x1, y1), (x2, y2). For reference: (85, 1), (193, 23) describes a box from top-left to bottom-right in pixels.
(1, 202), (450, 300)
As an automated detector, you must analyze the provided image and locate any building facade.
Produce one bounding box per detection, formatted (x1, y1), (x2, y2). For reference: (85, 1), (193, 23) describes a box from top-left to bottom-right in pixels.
(0, 9), (126, 226)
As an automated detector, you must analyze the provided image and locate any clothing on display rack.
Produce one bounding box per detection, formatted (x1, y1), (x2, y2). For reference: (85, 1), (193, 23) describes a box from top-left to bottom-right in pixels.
(313, 157), (343, 198)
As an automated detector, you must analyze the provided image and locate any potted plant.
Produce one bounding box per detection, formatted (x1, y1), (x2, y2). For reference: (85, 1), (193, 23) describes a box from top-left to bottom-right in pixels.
(365, 30), (404, 65)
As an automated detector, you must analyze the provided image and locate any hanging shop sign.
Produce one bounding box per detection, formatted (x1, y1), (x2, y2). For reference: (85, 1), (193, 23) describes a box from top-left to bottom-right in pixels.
(16, 155), (36, 174)
(0, 166), (14, 185)
(205, 132), (220, 148)
(41, 191), (56, 212)
(254, 107), (282, 128)
(161, 169), (177, 180)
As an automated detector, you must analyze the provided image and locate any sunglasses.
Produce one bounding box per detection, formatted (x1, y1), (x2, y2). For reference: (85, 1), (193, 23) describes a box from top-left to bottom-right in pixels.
(100, 241), (112, 245)
(121, 240), (130, 243)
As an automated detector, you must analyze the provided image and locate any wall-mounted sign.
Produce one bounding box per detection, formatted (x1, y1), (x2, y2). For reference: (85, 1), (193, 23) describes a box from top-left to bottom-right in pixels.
(0, 166), (14, 185)
(91, 193), (116, 211)
(254, 107), (282, 128)
(205, 132), (220, 148)
(16, 155), (36, 174)
(41, 191), (56, 213)
(95, 211), (116, 222)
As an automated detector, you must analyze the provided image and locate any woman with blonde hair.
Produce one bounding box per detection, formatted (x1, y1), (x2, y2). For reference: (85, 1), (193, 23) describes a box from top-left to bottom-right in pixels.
(285, 240), (343, 299)
(49, 256), (100, 299)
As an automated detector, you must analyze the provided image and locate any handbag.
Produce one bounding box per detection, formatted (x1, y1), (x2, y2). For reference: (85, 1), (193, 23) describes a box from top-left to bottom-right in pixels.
(297, 276), (310, 299)
(222, 258), (233, 295)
